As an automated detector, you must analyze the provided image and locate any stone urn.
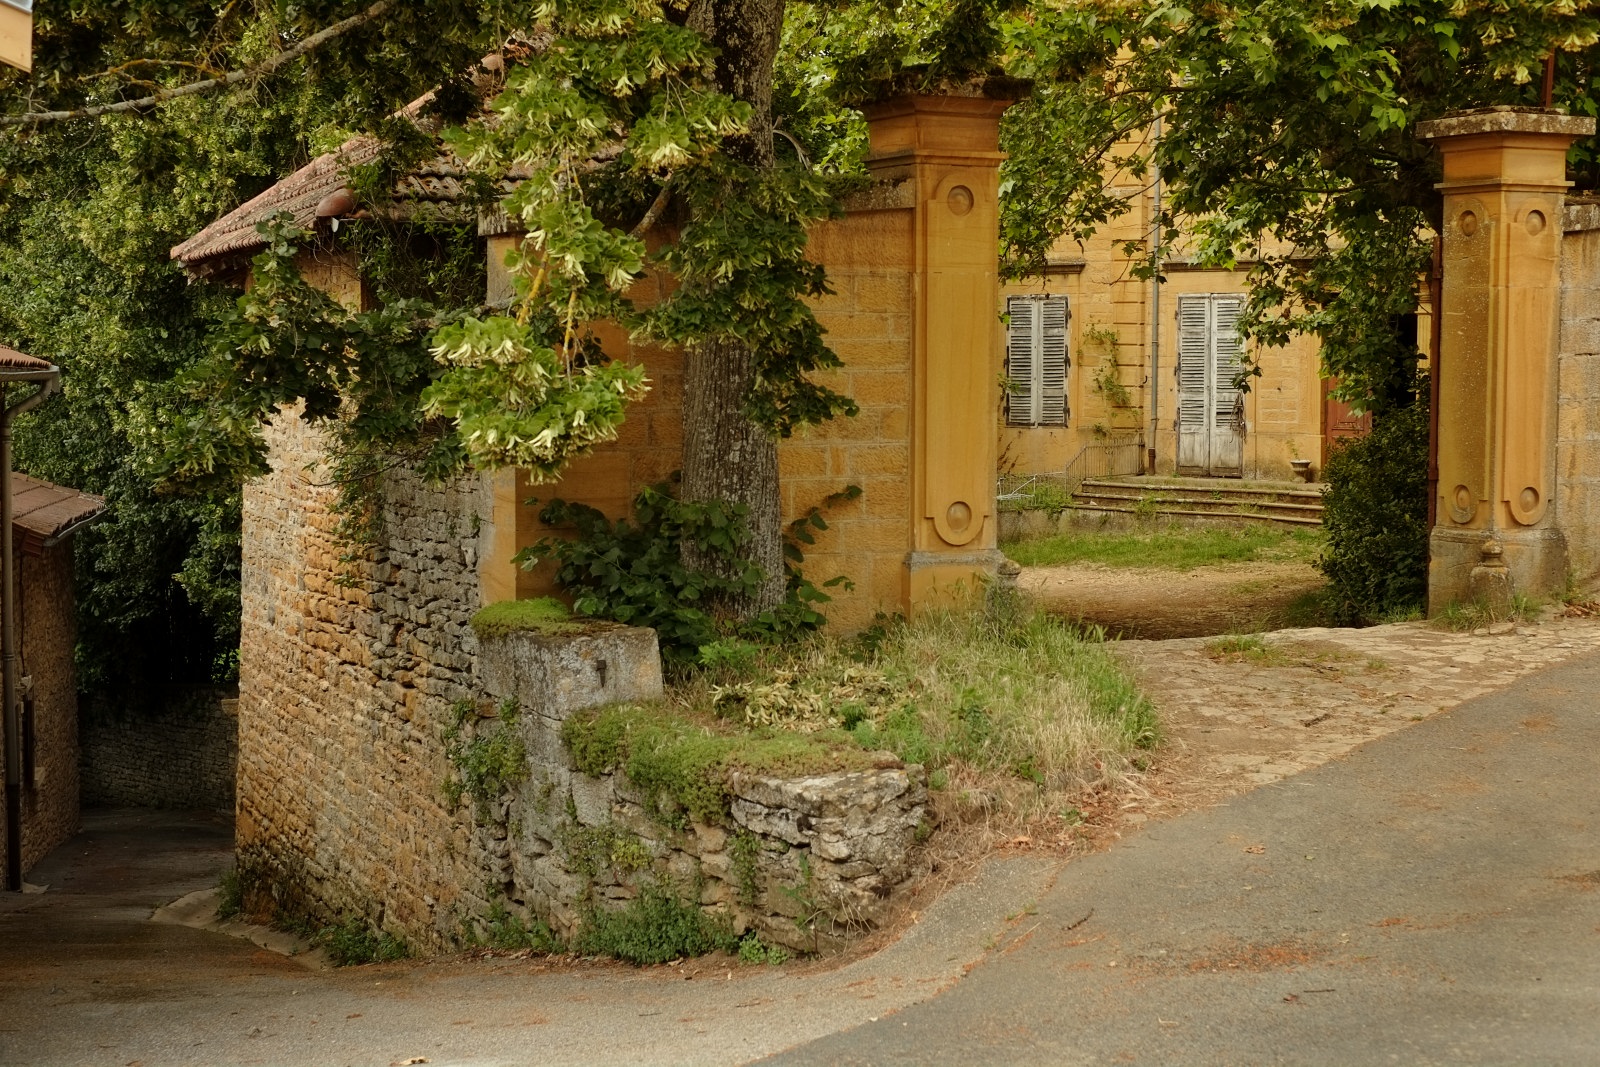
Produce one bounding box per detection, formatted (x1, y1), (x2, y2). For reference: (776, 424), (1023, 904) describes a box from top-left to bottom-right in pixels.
(1290, 458), (1314, 484)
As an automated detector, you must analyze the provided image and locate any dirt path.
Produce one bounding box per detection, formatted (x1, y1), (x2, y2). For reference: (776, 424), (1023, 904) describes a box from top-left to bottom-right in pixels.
(1021, 560), (1326, 639)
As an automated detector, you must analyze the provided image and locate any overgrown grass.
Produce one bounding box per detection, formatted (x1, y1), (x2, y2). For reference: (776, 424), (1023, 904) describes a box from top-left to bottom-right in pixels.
(1003, 522), (1324, 571)
(1433, 594), (1539, 632)
(564, 591), (1159, 834)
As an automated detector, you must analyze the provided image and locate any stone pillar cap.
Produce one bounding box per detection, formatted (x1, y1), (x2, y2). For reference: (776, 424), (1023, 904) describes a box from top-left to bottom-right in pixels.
(1417, 106), (1596, 142)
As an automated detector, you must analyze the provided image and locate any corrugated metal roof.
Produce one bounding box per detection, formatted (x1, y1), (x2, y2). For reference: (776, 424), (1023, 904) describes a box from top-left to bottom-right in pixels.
(10, 473), (105, 555)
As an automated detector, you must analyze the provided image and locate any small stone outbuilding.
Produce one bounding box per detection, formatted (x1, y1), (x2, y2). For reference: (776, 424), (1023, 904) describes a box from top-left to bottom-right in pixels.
(0, 473), (104, 880)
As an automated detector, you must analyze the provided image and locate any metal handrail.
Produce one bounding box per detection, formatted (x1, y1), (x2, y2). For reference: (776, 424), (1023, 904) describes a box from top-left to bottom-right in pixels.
(998, 433), (1145, 506)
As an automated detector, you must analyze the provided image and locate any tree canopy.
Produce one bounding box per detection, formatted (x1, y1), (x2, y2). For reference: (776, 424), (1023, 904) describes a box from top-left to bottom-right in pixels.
(4, 0), (1599, 691)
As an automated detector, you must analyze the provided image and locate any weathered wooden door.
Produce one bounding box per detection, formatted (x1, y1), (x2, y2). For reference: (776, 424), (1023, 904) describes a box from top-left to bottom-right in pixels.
(1176, 294), (1245, 476)
(1321, 378), (1372, 467)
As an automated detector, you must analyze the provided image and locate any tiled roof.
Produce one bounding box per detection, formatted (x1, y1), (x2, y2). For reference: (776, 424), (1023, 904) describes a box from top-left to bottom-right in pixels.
(170, 134), (388, 271)
(0, 346), (54, 372)
(9, 473), (105, 555)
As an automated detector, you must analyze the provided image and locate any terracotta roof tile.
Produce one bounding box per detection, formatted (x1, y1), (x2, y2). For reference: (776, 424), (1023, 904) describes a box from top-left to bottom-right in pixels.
(9, 473), (105, 555)
(171, 134), (388, 270)
(0, 346), (54, 372)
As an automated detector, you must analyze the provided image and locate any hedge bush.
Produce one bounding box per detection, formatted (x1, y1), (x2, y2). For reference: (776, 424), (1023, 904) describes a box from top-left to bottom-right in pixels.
(1319, 395), (1430, 623)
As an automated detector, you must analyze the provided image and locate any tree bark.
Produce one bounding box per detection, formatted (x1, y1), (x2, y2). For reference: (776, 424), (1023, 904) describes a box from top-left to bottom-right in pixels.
(679, 0), (788, 617)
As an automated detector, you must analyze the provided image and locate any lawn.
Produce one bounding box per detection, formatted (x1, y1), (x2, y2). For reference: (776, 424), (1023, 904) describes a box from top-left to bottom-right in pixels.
(1003, 521), (1325, 571)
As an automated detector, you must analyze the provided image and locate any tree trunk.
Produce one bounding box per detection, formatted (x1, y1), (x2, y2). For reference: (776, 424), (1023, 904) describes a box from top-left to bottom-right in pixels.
(679, 0), (788, 617)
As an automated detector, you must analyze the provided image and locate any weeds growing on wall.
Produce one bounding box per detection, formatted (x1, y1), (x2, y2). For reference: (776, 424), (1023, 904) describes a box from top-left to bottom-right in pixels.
(442, 698), (529, 812)
(463, 892), (564, 954)
(1319, 390), (1430, 623)
(573, 883), (738, 965)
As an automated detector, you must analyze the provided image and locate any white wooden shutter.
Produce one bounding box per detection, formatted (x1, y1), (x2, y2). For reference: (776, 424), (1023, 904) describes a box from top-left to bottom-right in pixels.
(1176, 295), (1209, 432)
(1006, 297), (1038, 425)
(1039, 296), (1069, 426)
(1211, 295), (1244, 428)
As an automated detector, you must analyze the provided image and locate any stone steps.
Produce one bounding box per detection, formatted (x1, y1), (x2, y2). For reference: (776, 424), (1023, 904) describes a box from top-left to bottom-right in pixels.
(1072, 477), (1326, 527)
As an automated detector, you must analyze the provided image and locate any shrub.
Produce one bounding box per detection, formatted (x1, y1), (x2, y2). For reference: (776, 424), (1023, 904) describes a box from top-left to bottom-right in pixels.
(518, 480), (851, 662)
(1319, 395), (1429, 623)
(573, 883), (737, 964)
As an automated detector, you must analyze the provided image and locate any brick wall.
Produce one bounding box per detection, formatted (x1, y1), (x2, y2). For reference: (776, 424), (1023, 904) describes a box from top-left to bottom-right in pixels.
(1559, 207), (1600, 587)
(79, 693), (237, 810)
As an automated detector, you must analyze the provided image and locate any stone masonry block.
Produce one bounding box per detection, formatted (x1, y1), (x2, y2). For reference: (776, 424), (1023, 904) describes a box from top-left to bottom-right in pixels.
(476, 624), (663, 721)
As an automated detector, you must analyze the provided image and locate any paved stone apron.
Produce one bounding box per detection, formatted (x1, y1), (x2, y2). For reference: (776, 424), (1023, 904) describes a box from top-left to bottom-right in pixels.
(1118, 614), (1600, 813)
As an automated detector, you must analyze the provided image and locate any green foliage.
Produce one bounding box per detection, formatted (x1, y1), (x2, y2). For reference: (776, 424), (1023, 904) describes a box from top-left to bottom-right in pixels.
(730, 832), (763, 908)
(442, 698), (529, 812)
(985, 0), (1600, 412)
(561, 822), (654, 884)
(521, 481), (849, 661)
(316, 918), (410, 967)
(574, 883), (737, 965)
(1004, 522), (1325, 571)
(737, 934), (791, 966)
(696, 638), (764, 678)
(216, 866), (244, 921)
(560, 702), (874, 829)
(1320, 396), (1430, 623)
(469, 597), (582, 639)
(470, 896), (564, 954)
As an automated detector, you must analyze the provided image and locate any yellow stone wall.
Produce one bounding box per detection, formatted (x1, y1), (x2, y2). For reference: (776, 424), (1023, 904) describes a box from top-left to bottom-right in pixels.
(486, 95), (1012, 631)
(999, 173), (1329, 483)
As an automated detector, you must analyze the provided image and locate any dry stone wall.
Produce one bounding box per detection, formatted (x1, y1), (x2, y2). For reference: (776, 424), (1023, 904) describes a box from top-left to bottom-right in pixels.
(473, 629), (926, 953)
(79, 693), (237, 810)
(1560, 203), (1600, 587)
(238, 409), (926, 954)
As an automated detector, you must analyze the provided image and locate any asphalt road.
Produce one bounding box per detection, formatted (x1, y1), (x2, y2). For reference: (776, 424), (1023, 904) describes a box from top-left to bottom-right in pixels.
(770, 649), (1600, 1065)
(2, 650), (1597, 1066)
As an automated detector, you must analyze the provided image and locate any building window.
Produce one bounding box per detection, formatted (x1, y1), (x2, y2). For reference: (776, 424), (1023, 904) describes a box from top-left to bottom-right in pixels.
(1005, 294), (1069, 427)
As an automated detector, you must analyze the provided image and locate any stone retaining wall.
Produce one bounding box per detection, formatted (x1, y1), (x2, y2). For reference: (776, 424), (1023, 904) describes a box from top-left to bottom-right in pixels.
(474, 629), (925, 953)
(79, 694), (237, 810)
(237, 410), (926, 954)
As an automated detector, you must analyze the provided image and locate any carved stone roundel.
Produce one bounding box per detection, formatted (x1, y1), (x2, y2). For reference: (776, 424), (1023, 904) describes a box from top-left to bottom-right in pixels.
(1459, 210), (1479, 236)
(946, 185), (974, 217)
(1449, 484), (1477, 524)
(1526, 210), (1547, 236)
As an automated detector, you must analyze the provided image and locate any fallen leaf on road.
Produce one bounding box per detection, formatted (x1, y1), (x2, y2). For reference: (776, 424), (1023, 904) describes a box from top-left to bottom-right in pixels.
(1244, 845), (1266, 854)
(391, 1058), (428, 1066)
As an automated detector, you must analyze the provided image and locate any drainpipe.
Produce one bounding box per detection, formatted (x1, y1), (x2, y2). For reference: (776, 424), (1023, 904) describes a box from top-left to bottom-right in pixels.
(1148, 113), (1163, 475)
(3, 359), (60, 892)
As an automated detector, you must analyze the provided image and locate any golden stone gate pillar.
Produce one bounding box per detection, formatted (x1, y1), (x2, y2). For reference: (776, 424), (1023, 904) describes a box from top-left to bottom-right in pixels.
(861, 94), (1014, 612)
(1418, 108), (1595, 613)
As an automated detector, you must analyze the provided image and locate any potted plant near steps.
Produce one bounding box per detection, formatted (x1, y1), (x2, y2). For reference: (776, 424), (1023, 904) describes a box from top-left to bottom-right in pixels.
(1288, 442), (1314, 483)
